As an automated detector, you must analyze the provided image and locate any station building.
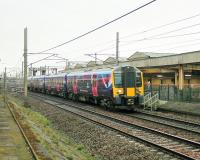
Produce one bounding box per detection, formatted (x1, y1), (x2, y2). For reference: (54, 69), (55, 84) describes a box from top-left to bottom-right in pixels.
(127, 51), (200, 89)
(71, 50), (200, 90)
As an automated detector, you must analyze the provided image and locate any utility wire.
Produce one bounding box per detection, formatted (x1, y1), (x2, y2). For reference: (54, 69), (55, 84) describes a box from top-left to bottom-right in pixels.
(148, 31), (200, 40)
(144, 23), (200, 39)
(54, 55), (68, 60)
(152, 42), (200, 52)
(79, 39), (115, 52)
(121, 23), (200, 45)
(59, 13), (200, 57)
(28, 54), (56, 66)
(71, 21), (200, 56)
(135, 38), (200, 51)
(37, 0), (157, 53)
(120, 38), (200, 53)
(120, 31), (200, 47)
(63, 13), (200, 56)
(95, 44), (116, 53)
(121, 12), (200, 39)
(85, 54), (104, 62)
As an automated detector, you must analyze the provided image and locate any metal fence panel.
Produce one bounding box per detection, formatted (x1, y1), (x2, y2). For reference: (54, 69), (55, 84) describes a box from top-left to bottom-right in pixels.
(145, 84), (200, 102)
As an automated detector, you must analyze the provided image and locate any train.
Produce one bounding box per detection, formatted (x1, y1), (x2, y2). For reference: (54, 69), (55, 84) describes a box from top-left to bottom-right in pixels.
(28, 65), (144, 110)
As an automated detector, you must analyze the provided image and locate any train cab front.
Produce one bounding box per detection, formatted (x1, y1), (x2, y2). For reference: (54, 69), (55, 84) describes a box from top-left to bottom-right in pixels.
(112, 66), (144, 109)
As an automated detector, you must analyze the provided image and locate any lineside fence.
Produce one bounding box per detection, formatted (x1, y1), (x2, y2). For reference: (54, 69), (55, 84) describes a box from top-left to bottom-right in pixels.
(145, 84), (200, 102)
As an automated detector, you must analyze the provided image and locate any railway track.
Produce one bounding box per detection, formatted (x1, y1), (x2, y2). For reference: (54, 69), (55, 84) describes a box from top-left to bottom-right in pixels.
(29, 92), (200, 160)
(126, 111), (200, 135)
(6, 101), (39, 160)
(158, 107), (200, 119)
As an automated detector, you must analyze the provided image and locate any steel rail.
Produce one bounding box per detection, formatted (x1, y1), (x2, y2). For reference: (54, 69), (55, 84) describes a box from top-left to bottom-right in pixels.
(135, 110), (200, 126)
(158, 107), (200, 118)
(6, 101), (39, 160)
(126, 112), (200, 135)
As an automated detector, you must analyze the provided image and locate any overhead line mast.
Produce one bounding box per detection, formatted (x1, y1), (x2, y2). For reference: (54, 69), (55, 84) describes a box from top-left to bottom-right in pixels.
(116, 32), (119, 65)
(24, 27), (28, 97)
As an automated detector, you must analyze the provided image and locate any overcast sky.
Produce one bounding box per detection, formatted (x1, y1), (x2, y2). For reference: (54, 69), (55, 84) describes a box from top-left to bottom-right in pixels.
(1, 0), (200, 75)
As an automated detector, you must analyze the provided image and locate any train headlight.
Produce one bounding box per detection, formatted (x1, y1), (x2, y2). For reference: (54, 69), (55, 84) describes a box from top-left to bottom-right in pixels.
(117, 90), (122, 94)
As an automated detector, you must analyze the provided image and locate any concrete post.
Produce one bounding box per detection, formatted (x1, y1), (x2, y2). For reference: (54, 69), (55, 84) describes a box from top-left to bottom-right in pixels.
(48, 66), (49, 75)
(66, 60), (68, 70)
(95, 53), (97, 65)
(178, 64), (184, 90)
(175, 71), (178, 87)
(24, 27), (28, 97)
(116, 32), (119, 65)
(22, 61), (23, 78)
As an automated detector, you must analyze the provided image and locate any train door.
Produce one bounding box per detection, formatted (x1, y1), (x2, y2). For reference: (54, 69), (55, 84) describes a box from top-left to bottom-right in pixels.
(92, 74), (98, 96)
(56, 77), (60, 92)
(72, 76), (78, 94)
(64, 75), (67, 91)
(123, 67), (135, 97)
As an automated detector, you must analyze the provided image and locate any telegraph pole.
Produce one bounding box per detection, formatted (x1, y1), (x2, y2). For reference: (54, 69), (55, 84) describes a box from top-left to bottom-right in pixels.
(48, 66), (50, 75)
(116, 32), (119, 65)
(30, 63), (32, 77)
(22, 61), (23, 78)
(24, 27), (28, 96)
(65, 59), (68, 70)
(94, 53), (97, 64)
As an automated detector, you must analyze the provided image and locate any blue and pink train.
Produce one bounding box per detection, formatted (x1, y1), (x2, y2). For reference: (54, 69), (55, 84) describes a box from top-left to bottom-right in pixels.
(28, 65), (144, 110)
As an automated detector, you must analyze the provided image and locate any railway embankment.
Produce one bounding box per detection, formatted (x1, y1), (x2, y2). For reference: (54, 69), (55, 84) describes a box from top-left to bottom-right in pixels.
(7, 95), (98, 160)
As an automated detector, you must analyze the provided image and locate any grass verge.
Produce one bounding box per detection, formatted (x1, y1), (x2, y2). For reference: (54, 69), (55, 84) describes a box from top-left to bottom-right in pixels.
(8, 95), (98, 160)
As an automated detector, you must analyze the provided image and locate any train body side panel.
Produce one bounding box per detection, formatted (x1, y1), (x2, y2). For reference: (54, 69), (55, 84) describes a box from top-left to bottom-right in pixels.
(96, 72), (112, 98)
(67, 70), (113, 99)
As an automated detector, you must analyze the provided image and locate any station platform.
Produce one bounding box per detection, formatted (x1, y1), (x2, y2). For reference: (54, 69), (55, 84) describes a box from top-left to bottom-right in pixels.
(0, 99), (33, 160)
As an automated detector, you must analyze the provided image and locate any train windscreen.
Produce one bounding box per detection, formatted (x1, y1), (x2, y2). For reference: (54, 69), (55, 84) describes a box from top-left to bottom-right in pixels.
(114, 71), (122, 88)
(125, 71), (135, 88)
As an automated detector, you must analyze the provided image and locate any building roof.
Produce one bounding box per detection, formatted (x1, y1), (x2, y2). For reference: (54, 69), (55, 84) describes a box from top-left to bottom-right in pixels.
(74, 63), (87, 69)
(87, 61), (103, 67)
(128, 51), (176, 60)
(103, 57), (127, 64)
